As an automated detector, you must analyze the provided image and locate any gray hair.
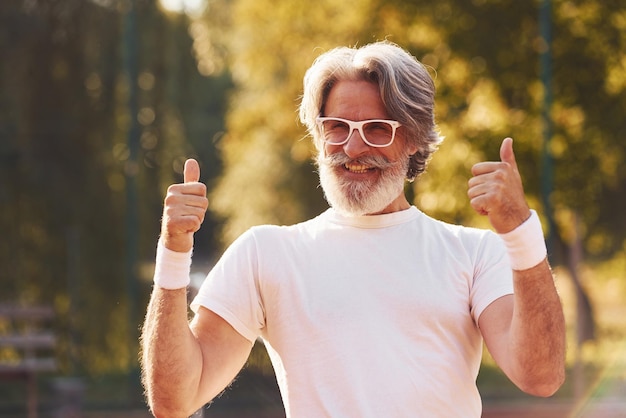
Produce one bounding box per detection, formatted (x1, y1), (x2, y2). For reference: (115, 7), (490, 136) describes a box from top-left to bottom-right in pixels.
(299, 41), (442, 180)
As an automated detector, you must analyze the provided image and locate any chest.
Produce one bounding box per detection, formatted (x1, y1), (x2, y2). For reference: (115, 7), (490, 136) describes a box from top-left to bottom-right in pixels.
(258, 229), (475, 341)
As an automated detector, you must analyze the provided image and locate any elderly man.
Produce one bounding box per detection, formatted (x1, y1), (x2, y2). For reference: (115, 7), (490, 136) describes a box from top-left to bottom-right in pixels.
(141, 41), (565, 417)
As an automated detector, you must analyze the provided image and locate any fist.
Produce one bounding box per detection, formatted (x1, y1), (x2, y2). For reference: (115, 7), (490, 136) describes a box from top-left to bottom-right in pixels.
(161, 159), (209, 252)
(468, 138), (531, 233)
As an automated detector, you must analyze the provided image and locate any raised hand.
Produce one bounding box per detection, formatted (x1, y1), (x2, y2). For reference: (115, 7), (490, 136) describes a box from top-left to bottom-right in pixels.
(160, 159), (209, 252)
(468, 138), (531, 233)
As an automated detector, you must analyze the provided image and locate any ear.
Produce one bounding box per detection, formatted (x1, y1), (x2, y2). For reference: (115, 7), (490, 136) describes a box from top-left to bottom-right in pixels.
(401, 130), (419, 156)
(403, 129), (419, 156)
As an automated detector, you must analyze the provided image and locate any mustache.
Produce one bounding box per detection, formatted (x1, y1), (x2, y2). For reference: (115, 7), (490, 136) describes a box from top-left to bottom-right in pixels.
(319, 153), (396, 170)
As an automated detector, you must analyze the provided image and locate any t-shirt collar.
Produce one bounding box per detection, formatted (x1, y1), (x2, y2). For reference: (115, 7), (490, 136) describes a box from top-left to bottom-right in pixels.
(324, 206), (420, 229)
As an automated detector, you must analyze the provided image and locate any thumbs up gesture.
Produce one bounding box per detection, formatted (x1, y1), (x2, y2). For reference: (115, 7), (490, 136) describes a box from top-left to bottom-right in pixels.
(468, 138), (531, 233)
(160, 159), (209, 253)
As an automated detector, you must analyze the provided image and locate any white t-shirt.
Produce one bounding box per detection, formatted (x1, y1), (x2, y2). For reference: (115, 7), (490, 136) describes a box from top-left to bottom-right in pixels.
(191, 206), (513, 417)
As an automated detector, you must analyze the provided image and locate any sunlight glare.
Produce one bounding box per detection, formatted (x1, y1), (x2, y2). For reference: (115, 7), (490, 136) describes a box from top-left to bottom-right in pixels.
(159, 0), (206, 15)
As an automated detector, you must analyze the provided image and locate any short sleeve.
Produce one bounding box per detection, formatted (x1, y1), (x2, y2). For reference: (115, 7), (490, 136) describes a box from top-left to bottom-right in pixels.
(190, 229), (265, 342)
(469, 231), (514, 323)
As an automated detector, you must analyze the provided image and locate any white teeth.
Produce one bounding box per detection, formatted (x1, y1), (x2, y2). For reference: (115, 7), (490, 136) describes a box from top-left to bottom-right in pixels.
(345, 164), (372, 173)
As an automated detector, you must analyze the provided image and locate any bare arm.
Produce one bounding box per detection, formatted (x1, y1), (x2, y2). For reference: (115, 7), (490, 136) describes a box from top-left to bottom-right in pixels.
(141, 289), (253, 417)
(468, 138), (566, 396)
(140, 159), (253, 417)
(141, 287), (203, 416)
(478, 261), (565, 396)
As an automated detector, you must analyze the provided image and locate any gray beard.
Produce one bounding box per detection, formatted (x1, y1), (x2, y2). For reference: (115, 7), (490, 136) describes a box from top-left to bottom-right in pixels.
(317, 152), (409, 216)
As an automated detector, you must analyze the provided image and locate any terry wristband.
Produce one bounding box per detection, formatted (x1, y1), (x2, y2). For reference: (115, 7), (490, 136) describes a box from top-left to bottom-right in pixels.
(153, 241), (192, 289)
(499, 210), (547, 271)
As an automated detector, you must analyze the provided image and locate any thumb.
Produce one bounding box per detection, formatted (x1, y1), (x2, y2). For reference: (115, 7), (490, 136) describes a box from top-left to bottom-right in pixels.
(500, 137), (518, 168)
(183, 159), (200, 183)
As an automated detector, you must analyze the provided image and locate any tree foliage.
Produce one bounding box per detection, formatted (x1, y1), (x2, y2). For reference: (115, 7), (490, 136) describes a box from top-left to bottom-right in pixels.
(0, 0), (229, 374)
(1, 0), (624, 379)
(199, 0), (626, 265)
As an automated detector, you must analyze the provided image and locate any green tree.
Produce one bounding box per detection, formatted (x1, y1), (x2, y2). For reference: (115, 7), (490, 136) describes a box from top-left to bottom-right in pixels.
(199, 0), (626, 267)
(0, 0), (230, 377)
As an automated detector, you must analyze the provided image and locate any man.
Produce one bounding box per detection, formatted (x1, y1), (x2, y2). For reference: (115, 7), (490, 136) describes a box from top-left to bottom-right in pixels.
(141, 41), (565, 417)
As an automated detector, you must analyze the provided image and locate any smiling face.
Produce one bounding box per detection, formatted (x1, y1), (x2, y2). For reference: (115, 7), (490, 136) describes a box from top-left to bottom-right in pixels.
(317, 80), (417, 216)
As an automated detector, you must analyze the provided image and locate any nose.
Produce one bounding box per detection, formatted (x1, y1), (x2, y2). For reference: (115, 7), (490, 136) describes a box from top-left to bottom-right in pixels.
(342, 128), (369, 159)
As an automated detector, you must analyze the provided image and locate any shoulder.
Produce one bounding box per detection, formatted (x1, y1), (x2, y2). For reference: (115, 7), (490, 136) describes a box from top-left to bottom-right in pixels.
(417, 212), (504, 255)
(247, 210), (330, 239)
(419, 212), (495, 239)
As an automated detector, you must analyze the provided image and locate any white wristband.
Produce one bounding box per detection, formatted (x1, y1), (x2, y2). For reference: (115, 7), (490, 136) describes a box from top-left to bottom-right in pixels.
(153, 241), (192, 289)
(499, 210), (547, 271)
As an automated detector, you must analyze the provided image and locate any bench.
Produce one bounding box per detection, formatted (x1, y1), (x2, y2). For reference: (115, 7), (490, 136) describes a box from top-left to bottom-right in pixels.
(0, 304), (57, 418)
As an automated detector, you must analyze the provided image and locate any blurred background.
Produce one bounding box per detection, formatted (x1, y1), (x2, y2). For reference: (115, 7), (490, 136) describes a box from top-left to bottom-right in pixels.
(0, 0), (625, 416)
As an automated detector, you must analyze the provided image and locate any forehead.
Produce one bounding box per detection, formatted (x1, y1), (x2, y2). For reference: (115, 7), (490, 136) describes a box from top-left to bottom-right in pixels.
(324, 80), (389, 120)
